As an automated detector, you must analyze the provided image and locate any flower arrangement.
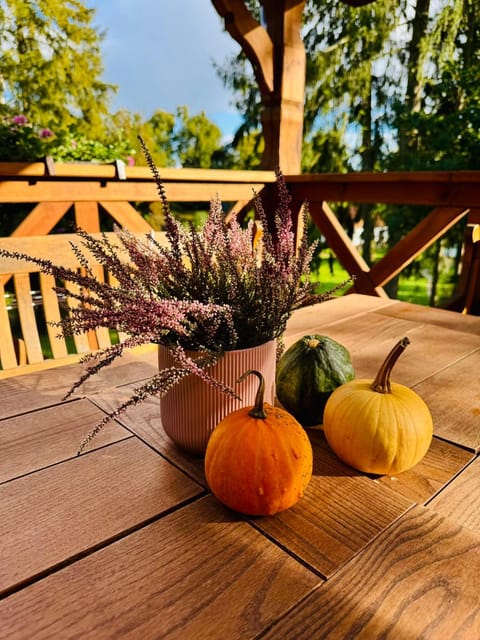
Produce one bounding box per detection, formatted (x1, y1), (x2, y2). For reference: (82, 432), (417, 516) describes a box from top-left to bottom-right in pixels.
(0, 113), (134, 163)
(0, 141), (346, 452)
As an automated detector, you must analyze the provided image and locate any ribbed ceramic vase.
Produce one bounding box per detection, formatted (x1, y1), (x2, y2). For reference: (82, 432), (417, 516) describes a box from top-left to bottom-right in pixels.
(158, 340), (276, 455)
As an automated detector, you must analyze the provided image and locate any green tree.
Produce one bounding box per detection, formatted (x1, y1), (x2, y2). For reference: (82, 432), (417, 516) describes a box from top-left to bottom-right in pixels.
(109, 108), (176, 168)
(174, 106), (223, 168)
(384, 0), (480, 301)
(0, 0), (114, 136)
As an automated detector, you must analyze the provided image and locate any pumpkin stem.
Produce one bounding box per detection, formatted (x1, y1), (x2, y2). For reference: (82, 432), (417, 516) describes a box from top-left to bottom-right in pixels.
(237, 370), (267, 419)
(371, 337), (410, 394)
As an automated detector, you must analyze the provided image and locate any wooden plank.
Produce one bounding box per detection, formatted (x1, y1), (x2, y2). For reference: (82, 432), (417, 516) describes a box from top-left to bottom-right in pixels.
(283, 295), (398, 346)
(0, 231), (168, 274)
(0, 496), (319, 639)
(371, 436), (474, 504)
(0, 280), (18, 369)
(262, 505), (480, 639)
(369, 206), (470, 287)
(91, 390), (209, 486)
(377, 299), (480, 335)
(443, 224), (480, 313)
(307, 201), (387, 297)
(284, 306), (479, 388)
(326, 317), (479, 385)
(0, 437), (204, 595)
(0, 161), (275, 182)
(63, 280), (92, 354)
(463, 225), (480, 314)
(84, 264), (113, 351)
(428, 457), (480, 533)
(212, 0), (274, 93)
(0, 161), (47, 176)
(251, 434), (414, 577)
(73, 201), (101, 233)
(0, 160), (275, 182)
(10, 202), (72, 236)
(0, 344), (157, 416)
(287, 171), (480, 208)
(0, 398), (130, 483)
(284, 303), (416, 362)
(414, 349), (480, 451)
(14, 273), (43, 363)
(0, 352), (88, 379)
(0, 180), (270, 203)
(100, 200), (154, 232)
(39, 272), (69, 359)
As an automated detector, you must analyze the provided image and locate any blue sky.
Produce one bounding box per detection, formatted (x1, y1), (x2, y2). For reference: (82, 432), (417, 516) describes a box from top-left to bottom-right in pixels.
(88, 1), (244, 140)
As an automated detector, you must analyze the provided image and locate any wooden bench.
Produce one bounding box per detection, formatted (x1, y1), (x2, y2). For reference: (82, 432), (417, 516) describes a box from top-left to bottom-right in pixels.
(0, 232), (167, 378)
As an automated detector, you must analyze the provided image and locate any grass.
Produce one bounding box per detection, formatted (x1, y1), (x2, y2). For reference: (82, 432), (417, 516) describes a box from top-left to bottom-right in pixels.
(310, 252), (457, 307)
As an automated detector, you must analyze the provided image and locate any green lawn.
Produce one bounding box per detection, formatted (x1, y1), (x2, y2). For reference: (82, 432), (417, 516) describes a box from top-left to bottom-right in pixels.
(310, 254), (456, 307)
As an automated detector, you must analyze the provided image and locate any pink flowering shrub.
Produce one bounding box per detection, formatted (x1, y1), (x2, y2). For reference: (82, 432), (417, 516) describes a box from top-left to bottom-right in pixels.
(0, 141), (346, 452)
(0, 115), (50, 160)
(0, 113), (133, 163)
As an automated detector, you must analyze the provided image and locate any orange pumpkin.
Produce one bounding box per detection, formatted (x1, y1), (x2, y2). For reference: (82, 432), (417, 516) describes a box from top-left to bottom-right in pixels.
(205, 370), (313, 516)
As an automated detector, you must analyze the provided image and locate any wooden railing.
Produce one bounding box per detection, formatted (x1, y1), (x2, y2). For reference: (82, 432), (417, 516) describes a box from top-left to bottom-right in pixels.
(285, 172), (480, 313)
(1, 160), (479, 314)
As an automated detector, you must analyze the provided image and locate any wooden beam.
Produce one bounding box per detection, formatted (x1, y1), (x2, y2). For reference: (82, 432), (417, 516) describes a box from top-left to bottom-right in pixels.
(309, 200), (388, 297)
(0, 181), (269, 203)
(0, 161), (275, 182)
(369, 206), (470, 288)
(0, 280), (18, 369)
(10, 202), (72, 236)
(261, 0), (306, 173)
(74, 202), (101, 233)
(99, 202), (154, 232)
(286, 173), (480, 208)
(211, 0), (274, 93)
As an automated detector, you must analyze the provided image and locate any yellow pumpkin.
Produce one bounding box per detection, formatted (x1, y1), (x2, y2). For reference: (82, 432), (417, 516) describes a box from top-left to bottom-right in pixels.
(205, 370), (313, 516)
(323, 337), (433, 475)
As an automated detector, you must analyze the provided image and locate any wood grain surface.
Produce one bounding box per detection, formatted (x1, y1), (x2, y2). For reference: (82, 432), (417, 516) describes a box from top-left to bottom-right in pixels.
(262, 506), (480, 640)
(0, 398), (129, 482)
(1, 294), (478, 639)
(0, 497), (319, 640)
(372, 435), (474, 503)
(0, 438), (203, 595)
(250, 433), (413, 577)
(413, 349), (480, 451)
(376, 299), (480, 335)
(428, 456), (480, 533)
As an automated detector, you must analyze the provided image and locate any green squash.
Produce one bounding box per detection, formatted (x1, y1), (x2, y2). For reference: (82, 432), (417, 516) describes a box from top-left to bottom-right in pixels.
(276, 335), (355, 426)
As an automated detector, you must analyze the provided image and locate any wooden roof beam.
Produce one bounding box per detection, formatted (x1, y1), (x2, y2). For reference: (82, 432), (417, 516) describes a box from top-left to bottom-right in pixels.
(211, 0), (274, 94)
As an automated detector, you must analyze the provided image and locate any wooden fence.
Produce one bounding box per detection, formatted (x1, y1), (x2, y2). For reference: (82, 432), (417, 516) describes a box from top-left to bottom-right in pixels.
(1, 159), (479, 314)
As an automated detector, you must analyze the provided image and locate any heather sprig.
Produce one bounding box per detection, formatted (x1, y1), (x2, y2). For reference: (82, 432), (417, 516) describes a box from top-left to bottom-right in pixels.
(0, 159), (346, 453)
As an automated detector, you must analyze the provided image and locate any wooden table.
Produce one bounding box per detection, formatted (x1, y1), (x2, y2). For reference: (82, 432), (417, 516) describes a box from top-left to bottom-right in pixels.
(1, 294), (479, 639)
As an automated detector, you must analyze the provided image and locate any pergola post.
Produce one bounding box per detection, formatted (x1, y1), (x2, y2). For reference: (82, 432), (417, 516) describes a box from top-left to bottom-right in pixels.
(211, 0), (377, 173)
(212, 0), (306, 173)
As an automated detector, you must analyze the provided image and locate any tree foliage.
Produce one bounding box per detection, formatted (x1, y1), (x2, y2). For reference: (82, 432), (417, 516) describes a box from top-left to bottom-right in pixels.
(0, 0), (114, 136)
(174, 106), (223, 168)
(214, 0), (480, 304)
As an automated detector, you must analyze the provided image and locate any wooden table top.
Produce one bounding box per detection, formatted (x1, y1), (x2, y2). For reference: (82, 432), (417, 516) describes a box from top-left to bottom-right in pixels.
(1, 294), (479, 639)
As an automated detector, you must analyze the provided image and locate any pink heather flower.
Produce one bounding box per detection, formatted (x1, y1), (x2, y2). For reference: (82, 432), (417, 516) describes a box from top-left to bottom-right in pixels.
(127, 155), (135, 166)
(12, 115), (28, 125)
(71, 140), (77, 148)
(0, 153), (346, 454)
(39, 128), (54, 138)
